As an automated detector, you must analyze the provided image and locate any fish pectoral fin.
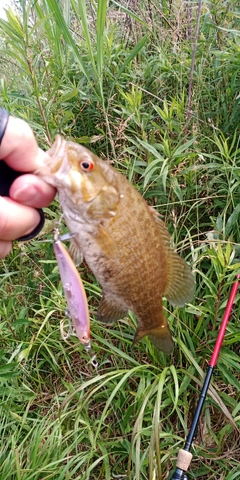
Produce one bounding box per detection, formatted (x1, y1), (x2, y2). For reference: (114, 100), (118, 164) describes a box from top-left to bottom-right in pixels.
(94, 225), (118, 260)
(97, 295), (128, 324)
(133, 317), (174, 354)
(87, 185), (120, 218)
(165, 251), (195, 307)
(69, 238), (83, 266)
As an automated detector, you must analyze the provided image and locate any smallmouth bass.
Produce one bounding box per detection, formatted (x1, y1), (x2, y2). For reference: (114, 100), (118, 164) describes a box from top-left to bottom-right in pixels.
(36, 136), (195, 354)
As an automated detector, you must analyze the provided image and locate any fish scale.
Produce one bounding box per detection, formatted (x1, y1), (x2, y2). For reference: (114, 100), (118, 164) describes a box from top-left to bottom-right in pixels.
(36, 135), (195, 354)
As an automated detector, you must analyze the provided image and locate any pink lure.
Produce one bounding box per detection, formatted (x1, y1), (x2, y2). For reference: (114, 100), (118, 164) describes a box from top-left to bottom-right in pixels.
(53, 235), (90, 347)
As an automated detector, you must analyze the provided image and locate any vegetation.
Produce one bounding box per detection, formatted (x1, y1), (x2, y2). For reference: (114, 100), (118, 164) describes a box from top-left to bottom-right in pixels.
(0, 0), (240, 478)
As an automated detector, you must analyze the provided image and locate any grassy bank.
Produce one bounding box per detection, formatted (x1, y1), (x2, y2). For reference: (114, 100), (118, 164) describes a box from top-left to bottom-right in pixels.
(0, 1), (240, 478)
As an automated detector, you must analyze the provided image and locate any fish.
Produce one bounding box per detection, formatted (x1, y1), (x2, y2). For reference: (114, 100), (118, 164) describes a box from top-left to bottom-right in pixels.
(53, 230), (90, 347)
(35, 135), (195, 354)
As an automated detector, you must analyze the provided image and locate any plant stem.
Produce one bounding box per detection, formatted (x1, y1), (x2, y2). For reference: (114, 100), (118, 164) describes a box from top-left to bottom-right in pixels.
(185, 0), (203, 126)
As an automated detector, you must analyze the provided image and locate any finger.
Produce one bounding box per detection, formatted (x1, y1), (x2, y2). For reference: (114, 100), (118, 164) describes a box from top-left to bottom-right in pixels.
(10, 174), (56, 208)
(0, 116), (51, 172)
(0, 197), (41, 241)
(0, 240), (12, 259)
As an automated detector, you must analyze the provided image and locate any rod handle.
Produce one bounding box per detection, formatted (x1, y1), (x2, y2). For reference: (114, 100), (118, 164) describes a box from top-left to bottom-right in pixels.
(176, 449), (192, 470)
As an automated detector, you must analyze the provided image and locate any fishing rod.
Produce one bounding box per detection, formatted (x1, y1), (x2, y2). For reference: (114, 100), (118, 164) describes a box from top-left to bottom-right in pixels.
(171, 274), (240, 480)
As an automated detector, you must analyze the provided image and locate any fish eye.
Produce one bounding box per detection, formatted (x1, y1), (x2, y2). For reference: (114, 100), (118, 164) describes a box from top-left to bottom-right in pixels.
(80, 159), (94, 171)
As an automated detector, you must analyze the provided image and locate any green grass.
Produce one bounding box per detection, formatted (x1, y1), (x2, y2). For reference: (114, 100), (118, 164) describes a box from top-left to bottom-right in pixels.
(0, 0), (240, 479)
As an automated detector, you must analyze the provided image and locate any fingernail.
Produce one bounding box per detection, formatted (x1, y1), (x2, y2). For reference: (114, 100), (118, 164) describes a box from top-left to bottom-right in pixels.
(12, 184), (42, 204)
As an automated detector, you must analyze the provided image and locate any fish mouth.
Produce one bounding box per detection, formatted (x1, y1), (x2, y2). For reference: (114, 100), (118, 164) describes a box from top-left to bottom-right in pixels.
(34, 135), (66, 180)
(47, 135), (63, 159)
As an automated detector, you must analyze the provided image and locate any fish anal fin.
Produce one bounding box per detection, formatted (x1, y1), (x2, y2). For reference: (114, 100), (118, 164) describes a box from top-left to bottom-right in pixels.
(133, 316), (174, 354)
(97, 294), (128, 324)
(69, 238), (83, 266)
(165, 251), (195, 307)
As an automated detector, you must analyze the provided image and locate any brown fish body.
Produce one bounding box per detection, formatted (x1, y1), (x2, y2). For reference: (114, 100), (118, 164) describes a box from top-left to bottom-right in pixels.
(36, 136), (195, 353)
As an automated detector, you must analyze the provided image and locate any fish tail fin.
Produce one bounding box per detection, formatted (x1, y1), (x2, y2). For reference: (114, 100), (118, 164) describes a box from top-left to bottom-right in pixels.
(133, 315), (174, 354)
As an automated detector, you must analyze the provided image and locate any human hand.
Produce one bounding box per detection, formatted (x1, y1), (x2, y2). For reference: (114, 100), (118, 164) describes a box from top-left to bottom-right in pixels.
(0, 112), (56, 258)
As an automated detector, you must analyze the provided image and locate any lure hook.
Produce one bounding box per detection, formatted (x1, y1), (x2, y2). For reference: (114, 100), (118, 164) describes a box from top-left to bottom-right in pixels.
(83, 341), (98, 369)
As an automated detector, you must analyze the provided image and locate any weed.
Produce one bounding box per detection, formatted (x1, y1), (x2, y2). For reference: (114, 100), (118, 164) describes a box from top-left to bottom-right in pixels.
(0, 1), (239, 479)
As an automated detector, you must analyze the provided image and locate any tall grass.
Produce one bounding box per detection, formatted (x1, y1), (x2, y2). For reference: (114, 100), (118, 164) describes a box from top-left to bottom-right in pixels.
(0, 0), (240, 479)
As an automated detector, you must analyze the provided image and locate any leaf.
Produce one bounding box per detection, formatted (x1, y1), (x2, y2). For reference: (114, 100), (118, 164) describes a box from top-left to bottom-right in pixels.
(172, 137), (196, 158)
(138, 139), (166, 160)
(71, 0), (96, 72)
(110, 0), (149, 26)
(18, 345), (33, 361)
(0, 363), (19, 380)
(225, 203), (240, 236)
(96, 0), (107, 90)
(55, 87), (79, 104)
(143, 158), (169, 190)
(45, 0), (97, 95)
(110, 36), (148, 93)
(218, 364), (240, 390)
(171, 176), (183, 201)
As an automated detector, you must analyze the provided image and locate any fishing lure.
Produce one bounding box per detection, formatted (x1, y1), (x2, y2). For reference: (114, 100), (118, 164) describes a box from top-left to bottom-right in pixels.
(53, 229), (91, 350)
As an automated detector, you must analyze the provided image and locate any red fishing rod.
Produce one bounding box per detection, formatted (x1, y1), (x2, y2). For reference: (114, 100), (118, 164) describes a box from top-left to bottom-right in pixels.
(171, 274), (240, 480)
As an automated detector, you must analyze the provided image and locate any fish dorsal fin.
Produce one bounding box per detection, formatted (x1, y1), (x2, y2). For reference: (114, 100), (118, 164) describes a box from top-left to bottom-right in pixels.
(97, 294), (128, 324)
(148, 207), (172, 249)
(149, 207), (195, 307)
